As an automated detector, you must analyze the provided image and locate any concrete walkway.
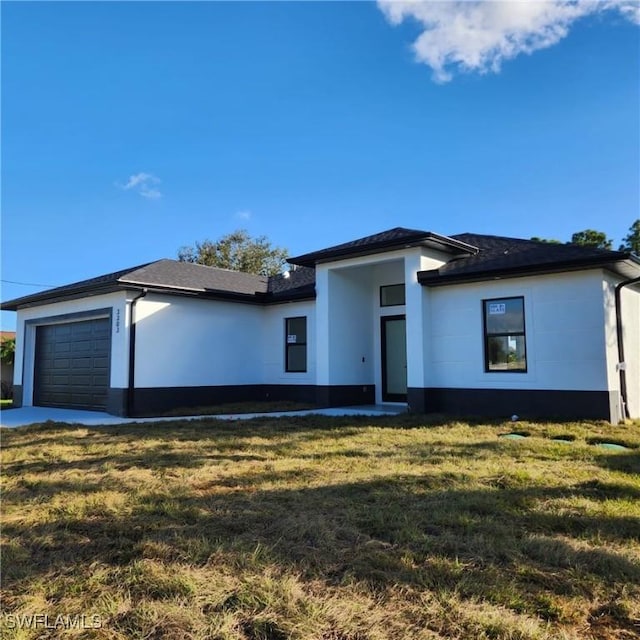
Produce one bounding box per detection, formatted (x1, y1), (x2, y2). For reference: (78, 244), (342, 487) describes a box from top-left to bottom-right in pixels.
(0, 404), (407, 428)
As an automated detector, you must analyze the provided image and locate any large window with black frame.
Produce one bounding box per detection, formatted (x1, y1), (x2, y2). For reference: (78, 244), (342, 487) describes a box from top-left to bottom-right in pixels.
(483, 297), (527, 372)
(285, 317), (307, 372)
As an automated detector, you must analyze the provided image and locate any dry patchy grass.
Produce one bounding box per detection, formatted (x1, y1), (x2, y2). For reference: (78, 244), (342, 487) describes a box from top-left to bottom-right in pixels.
(159, 401), (318, 418)
(1, 415), (639, 639)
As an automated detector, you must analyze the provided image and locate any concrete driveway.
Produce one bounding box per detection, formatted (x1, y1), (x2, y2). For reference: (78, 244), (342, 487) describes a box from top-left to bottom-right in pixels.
(0, 404), (406, 428)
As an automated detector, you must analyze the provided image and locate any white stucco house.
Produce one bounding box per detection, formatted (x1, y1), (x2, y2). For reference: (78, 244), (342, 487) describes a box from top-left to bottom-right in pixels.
(2, 227), (639, 422)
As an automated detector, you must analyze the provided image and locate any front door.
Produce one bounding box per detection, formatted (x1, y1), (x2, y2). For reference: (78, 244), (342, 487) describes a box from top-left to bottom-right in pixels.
(381, 315), (407, 402)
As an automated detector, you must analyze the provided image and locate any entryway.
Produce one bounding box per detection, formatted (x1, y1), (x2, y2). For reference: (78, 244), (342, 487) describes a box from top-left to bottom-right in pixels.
(381, 315), (407, 402)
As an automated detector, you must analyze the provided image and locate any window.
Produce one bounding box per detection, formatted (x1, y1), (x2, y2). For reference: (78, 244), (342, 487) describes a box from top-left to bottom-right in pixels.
(380, 284), (405, 307)
(483, 297), (527, 372)
(285, 317), (307, 372)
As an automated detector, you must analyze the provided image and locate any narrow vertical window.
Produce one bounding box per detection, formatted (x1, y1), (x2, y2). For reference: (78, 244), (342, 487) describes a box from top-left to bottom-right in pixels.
(285, 317), (307, 372)
(483, 297), (527, 372)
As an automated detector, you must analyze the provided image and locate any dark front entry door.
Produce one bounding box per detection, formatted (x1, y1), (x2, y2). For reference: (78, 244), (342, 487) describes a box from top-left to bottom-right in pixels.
(381, 315), (407, 402)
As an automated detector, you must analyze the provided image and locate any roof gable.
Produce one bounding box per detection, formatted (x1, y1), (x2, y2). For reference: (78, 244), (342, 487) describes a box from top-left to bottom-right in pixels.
(288, 227), (478, 267)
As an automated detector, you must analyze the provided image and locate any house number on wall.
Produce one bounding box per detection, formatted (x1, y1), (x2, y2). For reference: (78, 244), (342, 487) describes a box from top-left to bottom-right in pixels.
(115, 309), (121, 333)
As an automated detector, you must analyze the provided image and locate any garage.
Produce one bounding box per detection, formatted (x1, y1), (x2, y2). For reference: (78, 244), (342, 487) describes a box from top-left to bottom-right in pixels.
(34, 318), (111, 410)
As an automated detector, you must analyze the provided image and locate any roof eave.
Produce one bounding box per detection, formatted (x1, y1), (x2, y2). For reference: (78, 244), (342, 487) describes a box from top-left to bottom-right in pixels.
(1, 281), (318, 311)
(0, 283), (128, 312)
(118, 284), (269, 304)
(262, 288), (317, 304)
(418, 258), (640, 287)
(288, 233), (478, 268)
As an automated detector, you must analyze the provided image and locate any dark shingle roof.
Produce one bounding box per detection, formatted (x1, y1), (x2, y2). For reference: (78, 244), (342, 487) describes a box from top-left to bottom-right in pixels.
(0, 260), (299, 310)
(267, 266), (316, 301)
(120, 260), (269, 295)
(0, 262), (157, 311)
(3, 229), (638, 311)
(288, 227), (477, 267)
(418, 233), (638, 285)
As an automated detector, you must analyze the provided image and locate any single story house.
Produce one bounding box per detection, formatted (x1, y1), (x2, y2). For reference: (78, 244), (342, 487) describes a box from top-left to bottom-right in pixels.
(2, 227), (639, 422)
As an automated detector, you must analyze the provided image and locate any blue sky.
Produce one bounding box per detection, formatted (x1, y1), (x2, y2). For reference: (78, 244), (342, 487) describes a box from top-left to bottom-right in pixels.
(2, 1), (639, 330)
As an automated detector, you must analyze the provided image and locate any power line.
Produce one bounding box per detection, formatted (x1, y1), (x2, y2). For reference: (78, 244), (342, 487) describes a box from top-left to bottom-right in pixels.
(1, 279), (57, 288)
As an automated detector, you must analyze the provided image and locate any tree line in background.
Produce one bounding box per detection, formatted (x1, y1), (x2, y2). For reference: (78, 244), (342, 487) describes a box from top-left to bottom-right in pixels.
(178, 230), (288, 277)
(532, 219), (640, 253)
(178, 220), (640, 277)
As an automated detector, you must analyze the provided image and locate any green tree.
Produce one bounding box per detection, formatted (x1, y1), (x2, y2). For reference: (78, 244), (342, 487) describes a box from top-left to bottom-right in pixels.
(569, 229), (613, 250)
(530, 236), (562, 244)
(178, 229), (289, 277)
(618, 219), (640, 255)
(0, 337), (15, 365)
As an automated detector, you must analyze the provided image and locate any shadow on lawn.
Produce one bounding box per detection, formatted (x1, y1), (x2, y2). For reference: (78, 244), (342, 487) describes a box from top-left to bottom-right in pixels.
(0, 412), (460, 451)
(1, 415), (430, 475)
(3, 420), (640, 637)
(4, 472), (640, 622)
(595, 451), (640, 475)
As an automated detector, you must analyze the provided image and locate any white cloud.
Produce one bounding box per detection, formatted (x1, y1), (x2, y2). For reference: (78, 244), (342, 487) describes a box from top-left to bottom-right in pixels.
(119, 172), (162, 199)
(378, 1), (640, 82)
(235, 210), (252, 221)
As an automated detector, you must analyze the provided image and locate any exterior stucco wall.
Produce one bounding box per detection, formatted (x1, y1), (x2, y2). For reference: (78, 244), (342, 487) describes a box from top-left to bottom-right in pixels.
(133, 294), (265, 387)
(13, 292), (129, 407)
(405, 251), (450, 394)
(603, 274), (640, 419)
(424, 270), (610, 392)
(620, 283), (640, 418)
(325, 266), (375, 386)
(136, 295), (319, 389)
(315, 247), (453, 402)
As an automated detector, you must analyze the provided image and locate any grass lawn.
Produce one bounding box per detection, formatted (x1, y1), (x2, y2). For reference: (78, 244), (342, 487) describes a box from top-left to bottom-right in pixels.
(160, 401), (319, 418)
(1, 415), (639, 639)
